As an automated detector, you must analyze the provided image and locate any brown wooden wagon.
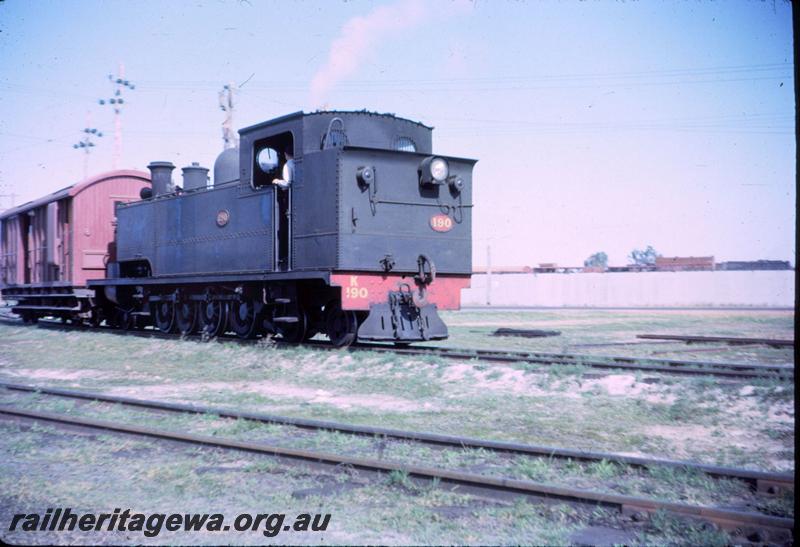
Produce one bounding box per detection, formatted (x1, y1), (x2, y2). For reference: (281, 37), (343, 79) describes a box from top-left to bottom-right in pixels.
(0, 170), (150, 322)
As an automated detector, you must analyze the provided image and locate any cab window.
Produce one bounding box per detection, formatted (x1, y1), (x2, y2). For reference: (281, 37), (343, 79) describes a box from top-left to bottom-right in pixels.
(251, 131), (294, 189)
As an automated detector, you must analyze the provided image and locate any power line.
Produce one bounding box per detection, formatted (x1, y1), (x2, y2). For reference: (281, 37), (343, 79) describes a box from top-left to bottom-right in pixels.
(436, 112), (793, 127)
(0, 62), (790, 103)
(131, 62), (793, 91)
(0, 81), (97, 101)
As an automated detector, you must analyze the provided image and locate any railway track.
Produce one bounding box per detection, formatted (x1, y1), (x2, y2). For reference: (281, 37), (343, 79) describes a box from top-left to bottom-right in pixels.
(0, 314), (793, 380)
(1, 380), (793, 494)
(342, 342), (794, 380)
(0, 401), (793, 542)
(637, 334), (794, 348)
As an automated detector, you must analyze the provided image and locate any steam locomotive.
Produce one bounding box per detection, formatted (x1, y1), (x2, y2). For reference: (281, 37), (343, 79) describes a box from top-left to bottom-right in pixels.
(1, 111), (475, 346)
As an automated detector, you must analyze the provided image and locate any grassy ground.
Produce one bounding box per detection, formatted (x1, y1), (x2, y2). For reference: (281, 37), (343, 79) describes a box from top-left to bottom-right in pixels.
(3, 389), (791, 519)
(0, 308), (794, 544)
(438, 308), (795, 365)
(0, 419), (596, 545)
(0, 419), (735, 546)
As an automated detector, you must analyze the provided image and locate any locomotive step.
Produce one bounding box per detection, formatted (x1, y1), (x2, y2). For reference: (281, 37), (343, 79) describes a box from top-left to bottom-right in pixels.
(2, 293), (80, 299)
(272, 316), (299, 323)
(12, 305), (82, 312)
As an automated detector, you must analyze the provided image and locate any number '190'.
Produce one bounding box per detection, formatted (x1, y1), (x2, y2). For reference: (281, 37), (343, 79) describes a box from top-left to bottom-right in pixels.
(430, 214), (453, 232)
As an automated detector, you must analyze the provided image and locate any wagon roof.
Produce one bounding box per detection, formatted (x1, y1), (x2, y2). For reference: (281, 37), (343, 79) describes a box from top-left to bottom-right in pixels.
(0, 169), (149, 220)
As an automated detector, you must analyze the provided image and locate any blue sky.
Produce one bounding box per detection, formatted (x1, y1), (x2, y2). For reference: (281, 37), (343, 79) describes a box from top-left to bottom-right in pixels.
(0, 0), (794, 267)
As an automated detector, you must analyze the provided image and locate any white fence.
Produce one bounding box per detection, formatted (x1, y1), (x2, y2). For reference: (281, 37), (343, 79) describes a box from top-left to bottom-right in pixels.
(461, 271), (795, 308)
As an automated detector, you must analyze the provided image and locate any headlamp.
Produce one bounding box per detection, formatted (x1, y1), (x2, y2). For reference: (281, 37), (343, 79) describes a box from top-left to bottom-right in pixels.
(419, 156), (450, 185)
(430, 158), (448, 182)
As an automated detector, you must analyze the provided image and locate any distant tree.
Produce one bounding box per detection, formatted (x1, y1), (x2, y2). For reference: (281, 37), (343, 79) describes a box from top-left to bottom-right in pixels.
(584, 252), (608, 268)
(628, 245), (659, 265)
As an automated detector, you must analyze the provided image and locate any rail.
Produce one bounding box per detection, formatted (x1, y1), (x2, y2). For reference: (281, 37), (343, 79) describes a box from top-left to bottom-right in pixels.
(1, 406), (793, 541)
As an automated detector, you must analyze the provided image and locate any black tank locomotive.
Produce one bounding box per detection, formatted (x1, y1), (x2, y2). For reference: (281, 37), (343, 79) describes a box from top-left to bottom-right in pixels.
(88, 111), (474, 346)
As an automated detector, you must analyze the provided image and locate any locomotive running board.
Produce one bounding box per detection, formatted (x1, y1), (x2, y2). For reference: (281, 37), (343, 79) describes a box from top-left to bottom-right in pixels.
(357, 301), (448, 342)
(88, 270), (330, 287)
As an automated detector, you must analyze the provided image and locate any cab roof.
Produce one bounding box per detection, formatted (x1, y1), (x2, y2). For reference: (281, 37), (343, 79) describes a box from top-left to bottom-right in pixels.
(239, 110), (432, 134)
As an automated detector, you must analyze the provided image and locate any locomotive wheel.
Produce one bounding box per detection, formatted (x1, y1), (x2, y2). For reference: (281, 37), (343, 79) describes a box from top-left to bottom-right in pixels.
(115, 307), (136, 330)
(153, 301), (176, 333)
(229, 299), (259, 339)
(21, 313), (38, 325)
(89, 309), (102, 328)
(275, 306), (307, 344)
(199, 300), (227, 338)
(175, 302), (198, 335)
(325, 301), (358, 348)
(104, 308), (119, 328)
(303, 306), (324, 341)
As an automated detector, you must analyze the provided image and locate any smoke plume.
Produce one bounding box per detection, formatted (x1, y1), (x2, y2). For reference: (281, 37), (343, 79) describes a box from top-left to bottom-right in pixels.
(308, 0), (428, 108)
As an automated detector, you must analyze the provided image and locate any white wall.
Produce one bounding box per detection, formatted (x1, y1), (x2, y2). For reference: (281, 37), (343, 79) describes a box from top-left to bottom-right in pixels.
(462, 271), (795, 308)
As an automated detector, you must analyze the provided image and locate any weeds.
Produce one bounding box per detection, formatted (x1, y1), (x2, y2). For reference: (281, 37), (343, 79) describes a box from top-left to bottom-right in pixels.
(648, 465), (705, 488)
(587, 459), (620, 479)
(514, 457), (552, 481)
(386, 469), (415, 490)
(645, 510), (730, 546)
(243, 459), (279, 474)
(485, 370), (503, 381)
(690, 376), (717, 392)
(755, 490), (794, 518)
(547, 363), (590, 379)
(763, 427), (792, 440)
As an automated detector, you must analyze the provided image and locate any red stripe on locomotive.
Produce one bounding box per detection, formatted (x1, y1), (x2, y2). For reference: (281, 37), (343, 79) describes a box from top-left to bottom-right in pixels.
(330, 273), (470, 311)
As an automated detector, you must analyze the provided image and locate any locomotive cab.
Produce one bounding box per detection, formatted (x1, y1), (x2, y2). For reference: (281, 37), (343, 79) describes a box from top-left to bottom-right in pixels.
(251, 131), (294, 271)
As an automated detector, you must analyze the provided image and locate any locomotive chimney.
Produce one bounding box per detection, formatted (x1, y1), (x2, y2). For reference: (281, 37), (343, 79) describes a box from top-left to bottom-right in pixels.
(182, 162), (209, 191)
(148, 161), (175, 196)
